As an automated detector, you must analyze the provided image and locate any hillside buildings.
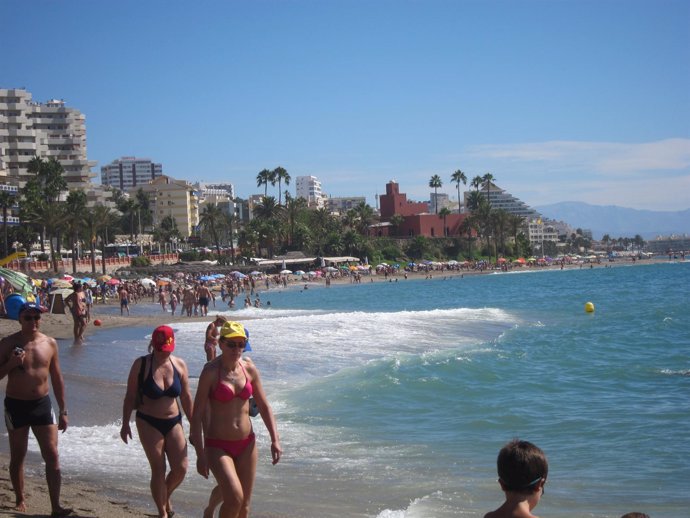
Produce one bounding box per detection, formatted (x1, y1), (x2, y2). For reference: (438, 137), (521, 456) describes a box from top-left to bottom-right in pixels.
(101, 156), (163, 191)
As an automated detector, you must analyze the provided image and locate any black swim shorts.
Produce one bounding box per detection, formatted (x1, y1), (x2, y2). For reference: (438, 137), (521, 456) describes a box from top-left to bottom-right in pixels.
(4, 395), (56, 430)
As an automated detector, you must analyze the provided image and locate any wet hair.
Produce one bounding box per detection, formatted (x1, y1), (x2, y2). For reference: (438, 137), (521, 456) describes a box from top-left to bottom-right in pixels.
(497, 439), (548, 494)
(620, 514), (650, 518)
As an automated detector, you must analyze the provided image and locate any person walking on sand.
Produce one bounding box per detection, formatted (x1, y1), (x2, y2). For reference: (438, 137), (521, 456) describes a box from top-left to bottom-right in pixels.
(64, 282), (87, 345)
(121, 326), (194, 518)
(204, 316), (227, 362)
(191, 321), (281, 518)
(0, 302), (72, 517)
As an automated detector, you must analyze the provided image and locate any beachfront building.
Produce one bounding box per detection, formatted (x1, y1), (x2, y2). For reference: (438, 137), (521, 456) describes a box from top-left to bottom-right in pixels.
(376, 181), (467, 238)
(135, 175), (200, 238)
(0, 88), (116, 209)
(327, 196), (366, 214)
(464, 181), (542, 220)
(430, 192), (451, 214)
(527, 219), (559, 255)
(101, 156), (163, 191)
(295, 175), (326, 208)
(0, 88), (96, 188)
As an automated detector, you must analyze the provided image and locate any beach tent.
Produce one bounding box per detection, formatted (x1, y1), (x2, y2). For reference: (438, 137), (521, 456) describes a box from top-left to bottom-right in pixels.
(48, 288), (73, 314)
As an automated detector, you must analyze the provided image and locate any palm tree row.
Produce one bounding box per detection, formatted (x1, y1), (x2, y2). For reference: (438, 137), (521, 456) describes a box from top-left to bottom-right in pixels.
(256, 167), (292, 205)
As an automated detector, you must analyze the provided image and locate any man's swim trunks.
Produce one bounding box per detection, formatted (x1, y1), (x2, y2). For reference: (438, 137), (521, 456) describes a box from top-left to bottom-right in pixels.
(199, 297), (209, 307)
(4, 395), (56, 430)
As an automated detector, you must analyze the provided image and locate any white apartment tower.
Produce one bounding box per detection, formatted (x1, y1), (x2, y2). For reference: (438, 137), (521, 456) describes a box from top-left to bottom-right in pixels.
(295, 175), (325, 208)
(101, 156), (163, 191)
(0, 88), (96, 188)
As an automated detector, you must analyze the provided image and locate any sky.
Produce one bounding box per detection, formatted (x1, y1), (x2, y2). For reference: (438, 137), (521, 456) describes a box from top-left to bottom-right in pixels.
(3, 0), (689, 211)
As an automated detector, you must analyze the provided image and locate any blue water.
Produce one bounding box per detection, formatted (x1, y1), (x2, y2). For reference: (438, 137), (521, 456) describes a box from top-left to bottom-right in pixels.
(4, 261), (689, 517)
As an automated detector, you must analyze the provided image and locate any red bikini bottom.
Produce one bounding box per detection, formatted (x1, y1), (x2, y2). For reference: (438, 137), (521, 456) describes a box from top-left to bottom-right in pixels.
(205, 433), (255, 459)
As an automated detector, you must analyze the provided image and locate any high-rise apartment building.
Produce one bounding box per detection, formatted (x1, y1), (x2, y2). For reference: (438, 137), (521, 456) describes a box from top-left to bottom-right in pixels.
(101, 156), (162, 191)
(295, 175), (326, 208)
(0, 88), (95, 188)
(464, 182), (542, 220)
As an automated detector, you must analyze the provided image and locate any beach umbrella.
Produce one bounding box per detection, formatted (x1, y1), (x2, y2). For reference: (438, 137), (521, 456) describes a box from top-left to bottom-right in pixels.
(61, 274), (75, 282)
(140, 278), (156, 288)
(294, 270), (305, 275)
(106, 278), (121, 285)
(325, 266), (338, 272)
(158, 276), (172, 282)
(97, 274), (111, 282)
(156, 279), (170, 286)
(280, 269), (292, 275)
(497, 258), (507, 264)
(250, 271), (262, 276)
(0, 267), (34, 296)
(230, 271), (246, 278)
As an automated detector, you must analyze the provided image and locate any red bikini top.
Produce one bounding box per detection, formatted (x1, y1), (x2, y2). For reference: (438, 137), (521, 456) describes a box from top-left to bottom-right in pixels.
(211, 362), (253, 402)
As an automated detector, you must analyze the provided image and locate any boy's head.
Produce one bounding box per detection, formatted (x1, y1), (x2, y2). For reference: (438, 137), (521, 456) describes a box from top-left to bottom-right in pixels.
(497, 439), (548, 494)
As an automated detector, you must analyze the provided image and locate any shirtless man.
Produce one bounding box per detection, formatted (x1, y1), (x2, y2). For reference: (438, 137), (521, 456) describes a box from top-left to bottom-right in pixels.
(64, 283), (87, 345)
(119, 285), (130, 316)
(197, 282), (212, 317)
(203, 316), (227, 361)
(0, 302), (71, 516)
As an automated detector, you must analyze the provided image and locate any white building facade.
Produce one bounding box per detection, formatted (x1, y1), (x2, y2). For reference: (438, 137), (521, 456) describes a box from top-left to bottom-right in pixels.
(0, 88), (96, 188)
(295, 175), (326, 208)
(101, 156), (163, 191)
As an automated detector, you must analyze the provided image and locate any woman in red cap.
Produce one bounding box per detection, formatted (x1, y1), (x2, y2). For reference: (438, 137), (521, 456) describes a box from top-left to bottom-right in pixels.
(191, 320), (281, 518)
(120, 325), (194, 518)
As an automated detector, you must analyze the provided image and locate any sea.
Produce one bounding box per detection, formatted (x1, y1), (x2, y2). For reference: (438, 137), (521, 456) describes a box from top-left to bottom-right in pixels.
(2, 260), (689, 517)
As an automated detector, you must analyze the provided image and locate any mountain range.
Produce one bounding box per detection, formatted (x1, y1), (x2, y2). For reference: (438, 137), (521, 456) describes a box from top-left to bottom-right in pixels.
(535, 202), (690, 240)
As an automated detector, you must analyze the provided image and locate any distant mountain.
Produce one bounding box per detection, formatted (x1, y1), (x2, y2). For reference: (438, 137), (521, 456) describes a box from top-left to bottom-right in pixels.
(535, 202), (690, 240)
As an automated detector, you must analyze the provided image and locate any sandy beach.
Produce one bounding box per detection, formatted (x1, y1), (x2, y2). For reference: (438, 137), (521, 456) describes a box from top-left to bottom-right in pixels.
(0, 256), (670, 517)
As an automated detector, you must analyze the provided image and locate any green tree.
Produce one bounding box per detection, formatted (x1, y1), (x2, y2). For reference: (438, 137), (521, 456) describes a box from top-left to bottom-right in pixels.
(256, 169), (272, 198)
(199, 203), (225, 256)
(439, 207), (452, 236)
(390, 214), (405, 236)
(0, 190), (14, 257)
(429, 175), (443, 214)
(508, 214), (525, 257)
(64, 190), (88, 274)
(271, 166), (291, 205)
(471, 175), (483, 192)
(450, 169), (467, 214)
(482, 172), (495, 207)
(353, 202), (376, 235)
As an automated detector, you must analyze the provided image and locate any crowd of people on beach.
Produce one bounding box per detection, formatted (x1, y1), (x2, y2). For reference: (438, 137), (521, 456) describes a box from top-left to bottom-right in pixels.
(0, 260), (664, 517)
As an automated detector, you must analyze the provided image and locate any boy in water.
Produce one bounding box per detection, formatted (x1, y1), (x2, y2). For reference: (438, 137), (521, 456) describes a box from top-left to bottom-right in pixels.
(484, 439), (548, 518)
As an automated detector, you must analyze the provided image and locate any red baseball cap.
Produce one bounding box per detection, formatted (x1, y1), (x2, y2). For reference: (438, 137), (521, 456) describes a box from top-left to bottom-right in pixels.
(151, 325), (175, 352)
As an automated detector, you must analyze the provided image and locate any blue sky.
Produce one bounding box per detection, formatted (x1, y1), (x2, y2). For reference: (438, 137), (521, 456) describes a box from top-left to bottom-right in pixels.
(3, 0), (689, 211)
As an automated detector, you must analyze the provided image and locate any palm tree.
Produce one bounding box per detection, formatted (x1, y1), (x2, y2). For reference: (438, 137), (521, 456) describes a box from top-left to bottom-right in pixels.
(450, 169), (467, 214)
(353, 202), (376, 235)
(85, 204), (118, 274)
(199, 203), (225, 256)
(482, 173), (495, 207)
(439, 207), (452, 236)
(508, 214), (525, 257)
(471, 175), (483, 192)
(256, 169), (272, 198)
(64, 190), (87, 274)
(429, 175), (443, 214)
(271, 166), (291, 205)
(459, 216), (476, 259)
(390, 214), (405, 237)
(0, 190), (14, 257)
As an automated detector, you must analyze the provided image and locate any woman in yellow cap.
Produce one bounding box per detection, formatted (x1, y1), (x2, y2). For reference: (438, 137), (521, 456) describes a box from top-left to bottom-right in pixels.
(190, 321), (281, 518)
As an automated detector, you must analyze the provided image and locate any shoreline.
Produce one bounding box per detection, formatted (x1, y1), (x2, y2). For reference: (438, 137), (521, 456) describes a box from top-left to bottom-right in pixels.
(0, 256), (677, 517)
